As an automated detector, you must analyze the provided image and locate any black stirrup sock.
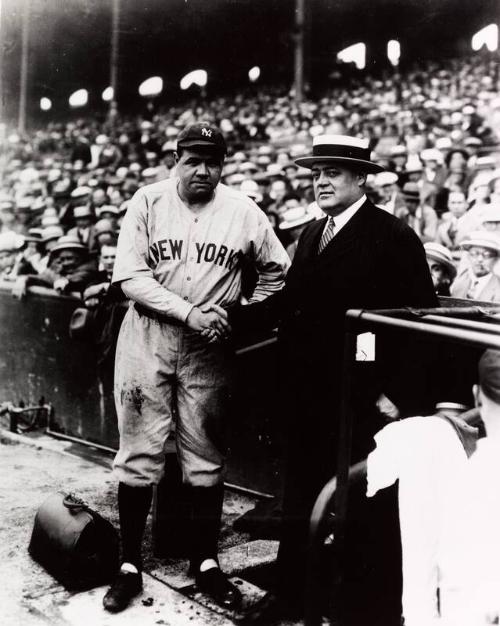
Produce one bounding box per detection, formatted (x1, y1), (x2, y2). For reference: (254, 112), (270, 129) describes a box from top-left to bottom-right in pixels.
(188, 484), (224, 571)
(118, 482), (153, 570)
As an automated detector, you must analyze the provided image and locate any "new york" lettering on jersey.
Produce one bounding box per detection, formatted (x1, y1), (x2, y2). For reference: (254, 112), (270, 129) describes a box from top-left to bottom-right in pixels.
(149, 238), (242, 270)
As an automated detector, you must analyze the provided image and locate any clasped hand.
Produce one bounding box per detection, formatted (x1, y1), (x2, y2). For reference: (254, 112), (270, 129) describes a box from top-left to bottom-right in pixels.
(186, 304), (231, 343)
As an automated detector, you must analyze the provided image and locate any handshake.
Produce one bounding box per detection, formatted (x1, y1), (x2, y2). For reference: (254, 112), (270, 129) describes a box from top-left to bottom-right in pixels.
(186, 303), (232, 343)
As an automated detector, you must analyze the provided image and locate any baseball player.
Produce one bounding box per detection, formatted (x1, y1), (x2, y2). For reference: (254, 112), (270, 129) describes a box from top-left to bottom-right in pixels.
(103, 122), (290, 613)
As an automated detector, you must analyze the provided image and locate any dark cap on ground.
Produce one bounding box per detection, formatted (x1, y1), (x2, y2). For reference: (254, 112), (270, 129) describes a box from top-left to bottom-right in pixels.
(176, 122), (227, 155)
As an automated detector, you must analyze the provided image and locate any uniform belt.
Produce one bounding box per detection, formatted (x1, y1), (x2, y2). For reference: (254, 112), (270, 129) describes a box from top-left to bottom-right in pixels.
(134, 303), (185, 327)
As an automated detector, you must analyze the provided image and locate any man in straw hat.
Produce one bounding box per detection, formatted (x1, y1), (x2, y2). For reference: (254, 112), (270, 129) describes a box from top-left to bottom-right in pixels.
(13, 234), (97, 298)
(229, 134), (437, 623)
(424, 242), (457, 296)
(451, 231), (500, 302)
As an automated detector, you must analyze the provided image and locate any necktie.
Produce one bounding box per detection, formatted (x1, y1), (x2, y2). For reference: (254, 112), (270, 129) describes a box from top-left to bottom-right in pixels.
(467, 278), (479, 300)
(318, 217), (335, 254)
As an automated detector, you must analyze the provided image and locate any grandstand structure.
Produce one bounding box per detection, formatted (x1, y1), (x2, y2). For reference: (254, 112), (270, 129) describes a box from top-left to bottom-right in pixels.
(1, 0), (499, 127)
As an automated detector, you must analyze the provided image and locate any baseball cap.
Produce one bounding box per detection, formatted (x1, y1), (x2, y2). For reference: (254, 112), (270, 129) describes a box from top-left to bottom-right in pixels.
(176, 122), (226, 154)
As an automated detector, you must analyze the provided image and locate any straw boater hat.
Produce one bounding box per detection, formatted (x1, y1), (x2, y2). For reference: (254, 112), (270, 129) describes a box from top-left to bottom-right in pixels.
(49, 235), (87, 260)
(481, 206), (500, 225)
(294, 135), (385, 173)
(278, 206), (315, 231)
(423, 242), (457, 280)
(461, 231), (500, 253)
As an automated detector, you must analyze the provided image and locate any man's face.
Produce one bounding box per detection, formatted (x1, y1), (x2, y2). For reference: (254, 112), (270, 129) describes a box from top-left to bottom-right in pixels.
(56, 250), (81, 274)
(379, 184), (393, 202)
(427, 260), (447, 289)
(270, 181), (287, 202)
(468, 246), (498, 277)
(404, 196), (419, 215)
(311, 162), (365, 216)
(447, 192), (467, 217)
(100, 245), (117, 273)
(176, 148), (223, 204)
(0, 208), (15, 226)
(0, 250), (15, 272)
(75, 216), (92, 229)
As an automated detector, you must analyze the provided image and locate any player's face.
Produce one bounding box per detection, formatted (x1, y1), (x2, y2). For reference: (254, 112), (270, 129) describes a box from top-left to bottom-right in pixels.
(176, 148), (223, 204)
(311, 162), (365, 216)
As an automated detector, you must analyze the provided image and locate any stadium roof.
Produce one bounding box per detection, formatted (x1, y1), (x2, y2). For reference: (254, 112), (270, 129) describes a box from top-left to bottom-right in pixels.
(2, 0), (498, 123)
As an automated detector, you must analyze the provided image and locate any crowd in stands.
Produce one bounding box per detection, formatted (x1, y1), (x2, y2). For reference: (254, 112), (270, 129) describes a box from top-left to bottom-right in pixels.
(1, 52), (500, 305)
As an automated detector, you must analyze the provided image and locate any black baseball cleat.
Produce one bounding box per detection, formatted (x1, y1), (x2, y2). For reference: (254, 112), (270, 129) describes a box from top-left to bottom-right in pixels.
(195, 567), (242, 609)
(102, 570), (143, 613)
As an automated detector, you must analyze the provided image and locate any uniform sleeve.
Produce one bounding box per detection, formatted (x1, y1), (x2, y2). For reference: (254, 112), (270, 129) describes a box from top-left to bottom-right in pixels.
(247, 209), (290, 303)
(112, 190), (194, 322)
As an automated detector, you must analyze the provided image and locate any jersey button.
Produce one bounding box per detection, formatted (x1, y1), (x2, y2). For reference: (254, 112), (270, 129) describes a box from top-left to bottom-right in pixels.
(183, 296), (188, 301)
(187, 277), (191, 281)
(194, 218), (199, 223)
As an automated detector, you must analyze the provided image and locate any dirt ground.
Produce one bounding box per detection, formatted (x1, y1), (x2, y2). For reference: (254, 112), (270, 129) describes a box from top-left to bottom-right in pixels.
(0, 433), (256, 626)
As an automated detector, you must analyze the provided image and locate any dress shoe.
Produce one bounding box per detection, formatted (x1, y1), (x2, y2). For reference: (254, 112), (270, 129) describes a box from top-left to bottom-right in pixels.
(102, 571), (143, 613)
(240, 592), (301, 624)
(195, 567), (242, 609)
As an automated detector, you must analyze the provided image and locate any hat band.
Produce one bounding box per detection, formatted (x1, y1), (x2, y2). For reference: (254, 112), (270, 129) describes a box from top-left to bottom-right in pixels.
(312, 144), (371, 161)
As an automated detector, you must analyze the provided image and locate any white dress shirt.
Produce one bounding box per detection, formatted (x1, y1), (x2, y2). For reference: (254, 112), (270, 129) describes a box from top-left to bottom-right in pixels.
(320, 194), (366, 239)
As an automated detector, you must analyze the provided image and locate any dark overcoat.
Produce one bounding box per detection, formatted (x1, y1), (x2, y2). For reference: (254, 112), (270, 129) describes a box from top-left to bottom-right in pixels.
(230, 198), (437, 616)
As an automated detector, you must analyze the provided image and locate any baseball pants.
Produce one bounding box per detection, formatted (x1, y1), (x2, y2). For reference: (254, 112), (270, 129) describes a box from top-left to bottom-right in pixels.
(113, 305), (232, 488)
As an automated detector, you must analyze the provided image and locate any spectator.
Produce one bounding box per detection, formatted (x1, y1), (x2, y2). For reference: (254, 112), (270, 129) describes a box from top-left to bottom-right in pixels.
(14, 234), (97, 297)
(436, 190), (481, 250)
(67, 205), (99, 254)
(0, 231), (25, 280)
(396, 182), (438, 242)
(424, 242), (457, 296)
(277, 204), (315, 260)
(451, 231), (500, 302)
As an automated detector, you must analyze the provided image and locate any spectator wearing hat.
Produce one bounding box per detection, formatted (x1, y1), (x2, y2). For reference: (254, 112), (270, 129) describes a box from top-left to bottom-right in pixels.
(424, 242), (457, 296)
(94, 219), (117, 249)
(37, 225), (64, 273)
(96, 205), (120, 230)
(0, 231), (26, 280)
(481, 205), (500, 233)
(420, 148), (447, 209)
(14, 234), (98, 297)
(396, 182), (438, 243)
(373, 171), (405, 215)
(67, 205), (99, 255)
(278, 203), (315, 260)
(18, 229), (45, 275)
(451, 231), (500, 302)
(436, 191), (481, 250)
(229, 133), (436, 623)
(0, 199), (17, 234)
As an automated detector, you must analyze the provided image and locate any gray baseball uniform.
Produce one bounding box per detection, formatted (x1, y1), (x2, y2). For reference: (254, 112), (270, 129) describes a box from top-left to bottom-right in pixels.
(112, 176), (290, 487)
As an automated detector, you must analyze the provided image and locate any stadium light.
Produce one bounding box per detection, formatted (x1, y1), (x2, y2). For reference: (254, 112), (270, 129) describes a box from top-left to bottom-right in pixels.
(472, 24), (498, 52)
(138, 76), (163, 97)
(102, 86), (114, 102)
(180, 69), (207, 91)
(69, 89), (88, 108)
(248, 66), (261, 82)
(387, 40), (401, 66)
(337, 43), (366, 70)
(40, 97), (52, 111)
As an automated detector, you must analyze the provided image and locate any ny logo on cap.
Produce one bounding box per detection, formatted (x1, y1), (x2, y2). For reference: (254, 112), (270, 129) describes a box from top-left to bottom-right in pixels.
(201, 128), (213, 137)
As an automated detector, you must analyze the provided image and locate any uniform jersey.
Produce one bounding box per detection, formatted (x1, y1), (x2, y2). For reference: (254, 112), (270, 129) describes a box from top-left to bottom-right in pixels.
(112, 177), (290, 321)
